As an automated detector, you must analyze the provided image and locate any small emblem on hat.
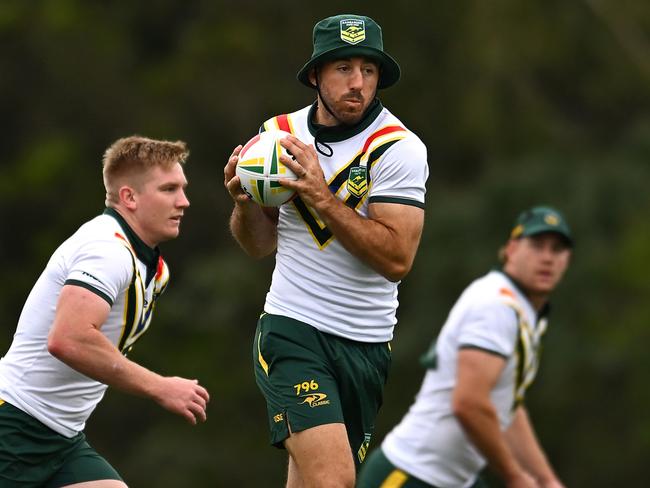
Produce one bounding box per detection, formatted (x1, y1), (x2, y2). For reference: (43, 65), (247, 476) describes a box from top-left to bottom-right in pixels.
(340, 19), (365, 45)
(511, 224), (524, 239)
(544, 214), (559, 226)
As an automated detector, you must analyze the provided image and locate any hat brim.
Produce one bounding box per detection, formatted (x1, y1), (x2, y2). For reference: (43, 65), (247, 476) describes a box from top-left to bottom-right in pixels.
(522, 226), (574, 247)
(297, 45), (401, 90)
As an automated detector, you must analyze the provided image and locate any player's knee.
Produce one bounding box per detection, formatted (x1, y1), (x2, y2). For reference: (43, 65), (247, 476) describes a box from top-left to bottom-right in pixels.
(318, 464), (355, 488)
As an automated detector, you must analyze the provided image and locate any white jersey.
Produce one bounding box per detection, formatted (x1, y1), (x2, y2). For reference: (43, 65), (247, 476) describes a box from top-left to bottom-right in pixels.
(0, 208), (169, 437)
(382, 270), (548, 487)
(262, 102), (429, 342)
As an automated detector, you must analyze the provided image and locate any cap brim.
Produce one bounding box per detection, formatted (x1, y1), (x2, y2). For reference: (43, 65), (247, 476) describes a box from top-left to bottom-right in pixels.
(297, 45), (400, 89)
(522, 226), (574, 247)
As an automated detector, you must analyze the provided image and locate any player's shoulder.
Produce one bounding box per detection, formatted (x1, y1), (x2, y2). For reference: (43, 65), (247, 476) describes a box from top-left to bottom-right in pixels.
(374, 108), (426, 156)
(464, 270), (532, 318)
(460, 271), (512, 307)
(64, 214), (134, 262)
(260, 106), (311, 133)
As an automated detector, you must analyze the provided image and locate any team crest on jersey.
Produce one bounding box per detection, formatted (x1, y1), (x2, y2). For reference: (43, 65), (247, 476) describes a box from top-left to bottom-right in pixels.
(347, 166), (368, 197)
(340, 19), (365, 44)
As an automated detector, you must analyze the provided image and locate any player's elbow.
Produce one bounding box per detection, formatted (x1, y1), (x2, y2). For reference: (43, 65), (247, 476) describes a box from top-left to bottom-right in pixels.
(240, 242), (276, 259)
(382, 259), (413, 282)
(452, 393), (482, 423)
(47, 333), (74, 362)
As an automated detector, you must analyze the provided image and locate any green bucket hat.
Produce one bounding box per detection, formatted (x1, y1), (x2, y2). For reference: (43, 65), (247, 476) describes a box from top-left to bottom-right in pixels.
(510, 206), (574, 246)
(297, 14), (401, 90)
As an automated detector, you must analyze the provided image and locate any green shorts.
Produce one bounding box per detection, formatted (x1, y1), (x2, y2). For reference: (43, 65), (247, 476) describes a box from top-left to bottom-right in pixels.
(357, 447), (489, 488)
(253, 313), (391, 468)
(0, 400), (123, 487)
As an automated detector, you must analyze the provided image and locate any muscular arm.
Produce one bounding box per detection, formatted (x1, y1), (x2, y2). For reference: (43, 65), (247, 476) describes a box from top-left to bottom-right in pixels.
(224, 144), (279, 258)
(47, 285), (209, 424)
(280, 135), (424, 281)
(505, 406), (566, 488)
(453, 349), (536, 487)
(316, 199), (423, 281)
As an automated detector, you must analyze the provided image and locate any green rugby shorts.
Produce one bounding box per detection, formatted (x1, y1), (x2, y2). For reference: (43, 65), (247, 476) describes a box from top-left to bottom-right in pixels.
(357, 447), (434, 487)
(0, 399), (123, 487)
(357, 447), (490, 488)
(253, 313), (391, 468)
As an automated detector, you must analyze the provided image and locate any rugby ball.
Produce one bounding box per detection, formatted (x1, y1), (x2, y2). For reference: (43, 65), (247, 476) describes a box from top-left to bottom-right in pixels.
(236, 129), (298, 207)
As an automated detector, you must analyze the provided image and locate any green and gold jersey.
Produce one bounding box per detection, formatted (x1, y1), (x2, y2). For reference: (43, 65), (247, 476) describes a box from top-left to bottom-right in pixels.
(0, 209), (169, 437)
(262, 101), (428, 342)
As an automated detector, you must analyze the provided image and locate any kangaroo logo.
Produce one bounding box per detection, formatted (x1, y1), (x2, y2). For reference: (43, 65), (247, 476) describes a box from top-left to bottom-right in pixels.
(340, 19), (366, 45)
(299, 392), (330, 408)
(347, 166), (368, 197)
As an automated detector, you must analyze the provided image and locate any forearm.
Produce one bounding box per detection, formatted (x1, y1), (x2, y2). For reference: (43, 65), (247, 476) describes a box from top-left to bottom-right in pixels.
(229, 201), (278, 258)
(48, 326), (164, 402)
(505, 407), (562, 485)
(315, 195), (422, 281)
(455, 400), (526, 483)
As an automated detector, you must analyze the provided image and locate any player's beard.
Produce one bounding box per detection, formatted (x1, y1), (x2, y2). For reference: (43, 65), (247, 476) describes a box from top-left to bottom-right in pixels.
(321, 88), (377, 126)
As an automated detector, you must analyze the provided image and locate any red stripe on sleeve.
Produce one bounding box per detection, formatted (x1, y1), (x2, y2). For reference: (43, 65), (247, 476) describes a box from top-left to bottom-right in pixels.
(276, 114), (291, 133)
(361, 125), (405, 154)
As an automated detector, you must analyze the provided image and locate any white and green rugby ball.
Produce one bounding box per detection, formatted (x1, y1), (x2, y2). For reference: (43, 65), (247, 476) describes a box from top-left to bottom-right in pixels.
(236, 129), (297, 207)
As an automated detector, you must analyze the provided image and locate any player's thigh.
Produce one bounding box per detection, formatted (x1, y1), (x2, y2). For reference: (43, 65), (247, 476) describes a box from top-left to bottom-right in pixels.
(253, 314), (345, 447)
(286, 455), (303, 488)
(0, 400), (88, 486)
(285, 423), (355, 487)
(45, 439), (124, 488)
(333, 339), (391, 468)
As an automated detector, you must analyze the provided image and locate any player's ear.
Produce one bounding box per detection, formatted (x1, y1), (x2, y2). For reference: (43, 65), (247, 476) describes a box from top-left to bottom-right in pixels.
(502, 239), (519, 263)
(308, 67), (317, 87)
(118, 185), (137, 210)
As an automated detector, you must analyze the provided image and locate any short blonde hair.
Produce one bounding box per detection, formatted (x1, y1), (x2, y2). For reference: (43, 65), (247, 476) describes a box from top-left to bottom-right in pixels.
(102, 135), (189, 207)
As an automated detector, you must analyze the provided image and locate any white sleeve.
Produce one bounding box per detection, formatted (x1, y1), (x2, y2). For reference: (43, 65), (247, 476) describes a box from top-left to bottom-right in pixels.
(368, 136), (428, 206)
(457, 300), (519, 357)
(65, 239), (134, 305)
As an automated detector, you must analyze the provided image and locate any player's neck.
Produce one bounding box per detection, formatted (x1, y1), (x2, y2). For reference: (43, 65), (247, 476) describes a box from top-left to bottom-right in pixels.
(107, 206), (157, 249)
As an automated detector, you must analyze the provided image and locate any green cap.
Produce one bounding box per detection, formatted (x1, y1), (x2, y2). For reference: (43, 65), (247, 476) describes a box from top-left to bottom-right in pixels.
(510, 206), (573, 246)
(297, 14), (401, 90)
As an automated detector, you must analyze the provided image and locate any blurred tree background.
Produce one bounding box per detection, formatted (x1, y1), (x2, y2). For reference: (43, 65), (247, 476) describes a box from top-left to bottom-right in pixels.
(1, 0), (648, 486)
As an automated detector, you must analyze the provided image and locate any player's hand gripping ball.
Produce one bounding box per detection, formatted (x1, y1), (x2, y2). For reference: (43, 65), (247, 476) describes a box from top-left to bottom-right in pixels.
(236, 129), (298, 207)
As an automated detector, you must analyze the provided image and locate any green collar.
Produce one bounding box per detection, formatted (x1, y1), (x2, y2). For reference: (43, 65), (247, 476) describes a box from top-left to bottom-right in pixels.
(307, 98), (383, 142)
(104, 208), (160, 284)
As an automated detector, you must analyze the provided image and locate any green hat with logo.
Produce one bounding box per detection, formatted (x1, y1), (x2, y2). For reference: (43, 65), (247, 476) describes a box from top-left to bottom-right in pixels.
(510, 206), (574, 246)
(297, 14), (401, 90)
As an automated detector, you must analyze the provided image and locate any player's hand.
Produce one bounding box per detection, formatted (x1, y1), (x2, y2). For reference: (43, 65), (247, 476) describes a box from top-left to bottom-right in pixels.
(224, 145), (251, 204)
(278, 135), (334, 210)
(155, 376), (210, 425)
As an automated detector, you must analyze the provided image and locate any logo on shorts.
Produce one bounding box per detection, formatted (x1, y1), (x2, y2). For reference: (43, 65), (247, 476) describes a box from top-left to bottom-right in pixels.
(357, 433), (372, 463)
(340, 19), (365, 45)
(299, 392), (330, 408)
